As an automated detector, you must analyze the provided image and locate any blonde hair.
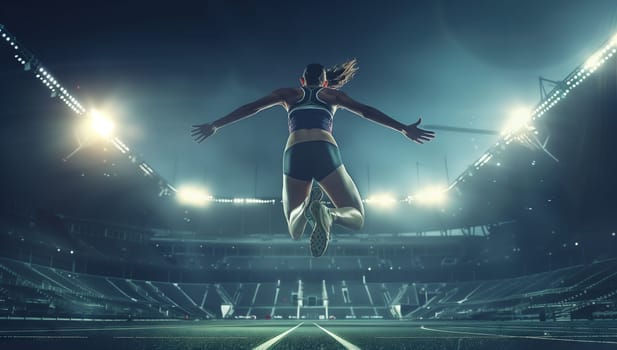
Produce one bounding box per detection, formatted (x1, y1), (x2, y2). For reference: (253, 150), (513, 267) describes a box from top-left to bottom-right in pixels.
(325, 58), (358, 90)
(302, 58), (359, 90)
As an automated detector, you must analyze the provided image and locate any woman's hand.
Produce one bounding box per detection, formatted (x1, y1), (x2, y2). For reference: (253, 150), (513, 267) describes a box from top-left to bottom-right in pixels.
(191, 123), (217, 143)
(402, 117), (435, 144)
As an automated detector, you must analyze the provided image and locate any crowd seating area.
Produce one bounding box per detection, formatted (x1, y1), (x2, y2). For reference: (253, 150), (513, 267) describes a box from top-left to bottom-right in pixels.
(0, 213), (497, 280)
(2, 256), (616, 320)
(407, 258), (617, 321)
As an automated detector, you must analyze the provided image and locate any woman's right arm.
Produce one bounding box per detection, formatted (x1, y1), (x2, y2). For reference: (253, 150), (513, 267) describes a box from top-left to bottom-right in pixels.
(192, 88), (290, 143)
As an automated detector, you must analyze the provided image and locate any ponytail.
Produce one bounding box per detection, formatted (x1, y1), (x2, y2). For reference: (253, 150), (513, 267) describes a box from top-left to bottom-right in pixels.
(325, 58), (358, 90)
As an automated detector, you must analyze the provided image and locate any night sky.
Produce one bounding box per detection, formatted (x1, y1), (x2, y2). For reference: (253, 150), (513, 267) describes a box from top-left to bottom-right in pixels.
(2, 0), (617, 199)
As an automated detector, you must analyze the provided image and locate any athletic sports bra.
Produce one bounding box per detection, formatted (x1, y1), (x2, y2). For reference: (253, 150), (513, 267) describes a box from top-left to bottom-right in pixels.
(288, 87), (336, 133)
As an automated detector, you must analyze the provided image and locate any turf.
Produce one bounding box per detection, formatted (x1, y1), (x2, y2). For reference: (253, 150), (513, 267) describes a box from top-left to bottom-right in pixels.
(1, 319), (616, 349)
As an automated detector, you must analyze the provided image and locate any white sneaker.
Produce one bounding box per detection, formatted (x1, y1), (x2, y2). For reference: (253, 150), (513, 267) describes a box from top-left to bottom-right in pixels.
(304, 185), (324, 228)
(309, 200), (332, 257)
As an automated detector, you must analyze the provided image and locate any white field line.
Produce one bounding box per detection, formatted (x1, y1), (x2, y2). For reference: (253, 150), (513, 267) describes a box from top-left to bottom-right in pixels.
(252, 322), (304, 350)
(313, 323), (361, 350)
(420, 325), (617, 345)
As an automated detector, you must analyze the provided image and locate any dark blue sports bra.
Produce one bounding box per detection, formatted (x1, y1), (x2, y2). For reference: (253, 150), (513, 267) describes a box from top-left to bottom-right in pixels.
(288, 87), (336, 133)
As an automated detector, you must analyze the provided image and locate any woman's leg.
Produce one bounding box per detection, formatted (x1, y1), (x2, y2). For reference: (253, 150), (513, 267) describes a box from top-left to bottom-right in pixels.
(317, 165), (365, 231)
(282, 174), (313, 240)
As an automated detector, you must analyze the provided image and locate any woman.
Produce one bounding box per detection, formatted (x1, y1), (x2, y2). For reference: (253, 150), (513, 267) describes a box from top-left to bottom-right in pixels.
(191, 59), (435, 257)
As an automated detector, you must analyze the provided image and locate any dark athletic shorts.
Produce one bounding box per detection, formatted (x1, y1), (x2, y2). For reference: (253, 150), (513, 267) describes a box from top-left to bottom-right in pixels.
(283, 141), (343, 181)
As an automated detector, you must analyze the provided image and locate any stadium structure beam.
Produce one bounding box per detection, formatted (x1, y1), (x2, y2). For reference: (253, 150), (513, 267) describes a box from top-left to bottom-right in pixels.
(539, 77), (565, 102)
(423, 124), (498, 135)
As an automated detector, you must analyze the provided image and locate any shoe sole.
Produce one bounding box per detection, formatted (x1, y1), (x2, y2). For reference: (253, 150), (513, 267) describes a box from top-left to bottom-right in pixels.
(309, 201), (329, 257)
(304, 185), (324, 225)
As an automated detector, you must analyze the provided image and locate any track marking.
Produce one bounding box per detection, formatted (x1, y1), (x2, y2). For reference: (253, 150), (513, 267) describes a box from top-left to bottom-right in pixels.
(420, 325), (617, 345)
(377, 336), (512, 339)
(252, 322), (304, 350)
(1, 335), (88, 339)
(377, 335), (617, 339)
(313, 323), (361, 350)
(0, 324), (207, 334)
(445, 324), (617, 334)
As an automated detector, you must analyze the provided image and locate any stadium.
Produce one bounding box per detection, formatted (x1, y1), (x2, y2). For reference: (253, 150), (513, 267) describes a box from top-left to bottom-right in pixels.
(2, 2), (617, 349)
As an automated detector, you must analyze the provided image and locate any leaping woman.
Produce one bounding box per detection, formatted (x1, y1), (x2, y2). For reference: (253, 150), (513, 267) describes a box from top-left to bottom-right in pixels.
(191, 59), (435, 257)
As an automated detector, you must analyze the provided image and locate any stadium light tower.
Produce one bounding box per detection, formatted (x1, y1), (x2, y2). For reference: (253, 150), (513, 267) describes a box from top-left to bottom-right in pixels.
(410, 185), (448, 206)
(583, 52), (604, 70)
(177, 185), (212, 207)
(63, 109), (115, 161)
(501, 106), (533, 136)
(90, 109), (115, 138)
(365, 193), (398, 208)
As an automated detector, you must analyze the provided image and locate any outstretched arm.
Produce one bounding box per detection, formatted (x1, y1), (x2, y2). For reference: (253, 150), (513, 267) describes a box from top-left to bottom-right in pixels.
(191, 89), (287, 143)
(335, 91), (435, 144)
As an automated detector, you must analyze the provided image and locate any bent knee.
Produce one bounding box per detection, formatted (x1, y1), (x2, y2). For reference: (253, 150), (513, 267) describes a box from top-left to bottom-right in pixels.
(354, 214), (365, 231)
(358, 215), (365, 230)
(344, 207), (364, 231)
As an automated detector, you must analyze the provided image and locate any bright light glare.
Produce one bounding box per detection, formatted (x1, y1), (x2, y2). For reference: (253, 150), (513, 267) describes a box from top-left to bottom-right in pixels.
(501, 107), (532, 135)
(584, 51), (603, 70)
(366, 193), (397, 207)
(177, 185), (212, 207)
(90, 110), (115, 137)
(412, 186), (447, 206)
(611, 32), (617, 46)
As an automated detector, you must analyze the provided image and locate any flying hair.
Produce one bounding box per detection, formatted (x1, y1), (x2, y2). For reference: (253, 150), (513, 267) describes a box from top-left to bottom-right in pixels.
(325, 58), (359, 90)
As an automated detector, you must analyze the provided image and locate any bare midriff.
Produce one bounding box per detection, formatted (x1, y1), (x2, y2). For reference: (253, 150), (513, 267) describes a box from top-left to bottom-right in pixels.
(285, 128), (337, 151)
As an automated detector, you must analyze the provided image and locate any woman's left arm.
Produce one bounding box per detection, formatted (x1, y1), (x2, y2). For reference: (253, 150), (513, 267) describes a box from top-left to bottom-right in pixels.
(334, 90), (435, 144)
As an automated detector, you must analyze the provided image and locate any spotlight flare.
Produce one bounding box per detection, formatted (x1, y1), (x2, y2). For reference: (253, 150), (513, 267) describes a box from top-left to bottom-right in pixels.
(177, 186), (212, 207)
(90, 109), (115, 137)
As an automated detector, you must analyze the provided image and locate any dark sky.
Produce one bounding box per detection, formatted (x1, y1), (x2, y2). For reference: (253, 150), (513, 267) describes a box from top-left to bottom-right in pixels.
(2, 0), (617, 198)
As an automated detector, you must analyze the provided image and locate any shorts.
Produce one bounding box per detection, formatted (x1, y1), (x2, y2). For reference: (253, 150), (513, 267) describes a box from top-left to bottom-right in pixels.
(283, 141), (343, 181)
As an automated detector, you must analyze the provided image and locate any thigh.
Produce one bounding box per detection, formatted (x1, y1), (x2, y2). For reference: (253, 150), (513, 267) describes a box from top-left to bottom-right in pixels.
(282, 174), (312, 219)
(283, 143), (314, 182)
(317, 165), (364, 215)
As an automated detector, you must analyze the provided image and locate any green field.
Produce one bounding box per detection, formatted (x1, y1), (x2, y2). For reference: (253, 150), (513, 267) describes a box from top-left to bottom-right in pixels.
(1, 320), (616, 349)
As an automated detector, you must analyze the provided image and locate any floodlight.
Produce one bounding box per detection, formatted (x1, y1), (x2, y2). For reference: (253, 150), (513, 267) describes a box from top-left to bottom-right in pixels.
(90, 109), (114, 137)
(177, 185), (212, 207)
(412, 186), (447, 206)
(584, 52), (603, 70)
(366, 193), (397, 207)
(501, 107), (533, 135)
